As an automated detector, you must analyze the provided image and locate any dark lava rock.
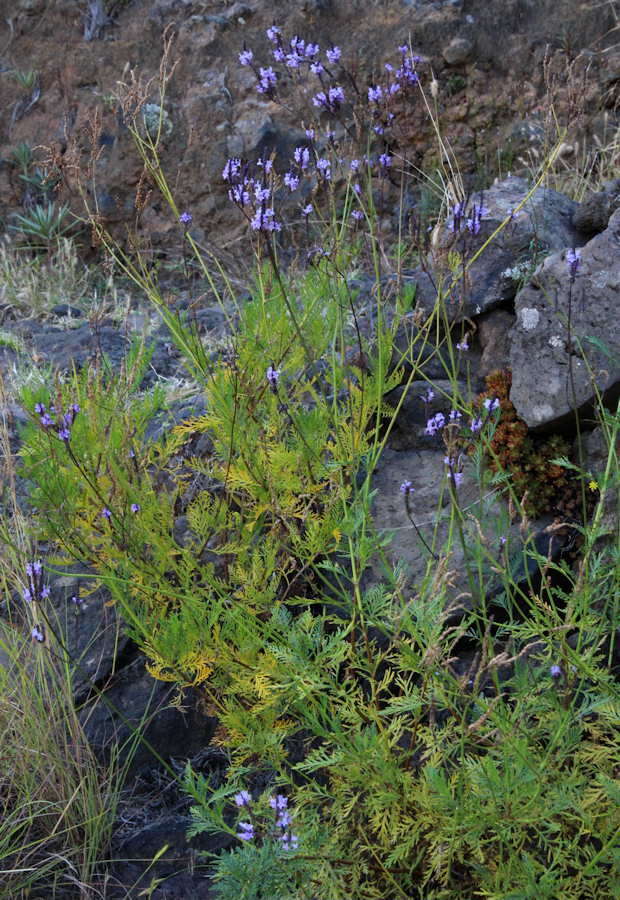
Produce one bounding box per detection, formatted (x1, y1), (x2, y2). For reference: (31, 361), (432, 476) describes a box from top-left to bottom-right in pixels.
(80, 657), (217, 774)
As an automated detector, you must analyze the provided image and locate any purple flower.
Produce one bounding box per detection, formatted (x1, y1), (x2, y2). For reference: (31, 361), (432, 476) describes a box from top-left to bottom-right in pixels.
(266, 365), (281, 388)
(257, 66), (277, 94)
(280, 832), (299, 851)
(266, 25), (281, 42)
(222, 158), (241, 182)
(452, 471), (464, 487)
(31, 624), (44, 643)
(301, 203), (313, 216)
(312, 86), (344, 112)
(40, 413), (54, 428)
(238, 48), (253, 66)
(40, 585), (50, 599)
(23, 588), (32, 603)
(305, 128), (315, 140)
(550, 664), (562, 679)
(456, 338), (469, 351)
(351, 209), (364, 221)
(277, 810), (292, 827)
(470, 417), (483, 433)
(294, 146), (310, 169)
(286, 51), (302, 69)
(250, 207), (281, 232)
(101, 507), (112, 520)
(284, 172), (300, 191)
(373, 124), (385, 135)
(350, 159), (360, 172)
(378, 153), (392, 169)
(388, 82), (400, 95)
(448, 409), (462, 422)
(368, 85), (383, 103)
(71, 594), (84, 605)
(483, 397), (500, 412)
(425, 412), (445, 436)
(326, 46), (341, 64)
(234, 790), (252, 807)
(57, 427), (71, 442)
(34, 402), (46, 414)
(499, 535), (507, 546)
(567, 248), (581, 279)
(400, 480), (414, 496)
(131, 503), (140, 513)
(305, 42), (320, 59)
(179, 211), (193, 225)
(237, 822), (254, 841)
(270, 794), (288, 811)
(316, 158), (331, 179)
(420, 387), (435, 403)
(353, 182), (361, 194)
(310, 61), (324, 75)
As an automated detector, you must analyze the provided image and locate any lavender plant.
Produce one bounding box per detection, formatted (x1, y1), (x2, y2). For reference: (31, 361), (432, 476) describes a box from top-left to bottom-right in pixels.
(15, 23), (620, 900)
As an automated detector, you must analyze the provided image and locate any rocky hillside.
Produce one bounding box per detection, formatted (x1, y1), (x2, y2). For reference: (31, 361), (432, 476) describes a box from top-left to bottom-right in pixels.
(0, 0), (618, 249)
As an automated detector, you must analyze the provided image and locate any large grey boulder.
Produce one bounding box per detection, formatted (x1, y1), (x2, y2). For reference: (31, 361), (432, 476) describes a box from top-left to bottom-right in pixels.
(510, 208), (620, 429)
(417, 176), (582, 321)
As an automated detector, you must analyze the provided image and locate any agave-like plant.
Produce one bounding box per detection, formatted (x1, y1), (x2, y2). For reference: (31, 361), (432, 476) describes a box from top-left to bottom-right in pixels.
(8, 203), (74, 251)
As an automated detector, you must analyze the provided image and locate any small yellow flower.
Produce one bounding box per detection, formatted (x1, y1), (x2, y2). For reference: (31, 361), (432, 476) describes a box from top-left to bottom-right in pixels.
(588, 479), (599, 492)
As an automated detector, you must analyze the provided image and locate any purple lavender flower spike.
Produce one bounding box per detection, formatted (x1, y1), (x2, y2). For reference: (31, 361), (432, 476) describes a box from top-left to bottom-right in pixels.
(256, 66), (277, 95)
(179, 211), (193, 225)
(266, 365), (281, 389)
(222, 158), (241, 182)
(284, 172), (300, 191)
(368, 85), (383, 103)
(326, 46), (341, 64)
(483, 397), (500, 412)
(316, 158), (331, 179)
(32, 624), (45, 643)
(425, 412), (445, 436)
(400, 480), (413, 496)
(301, 203), (313, 216)
(101, 507), (112, 520)
(351, 209), (364, 221)
(294, 146), (310, 169)
(420, 387), (435, 403)
(270, 794), (288, 810)
(456, 338), (469, 351)
(34, 402), (46, 414)
(470, 417), (483, 433)
(266, 25), (280, 42)
(379, 153), (392, 169)
(131, 503), (141, 513)
(567, 248), (581, 279)
(550, 664), (562, 679)
(234, 790), (252, 807)
(237, 822), (254, 841)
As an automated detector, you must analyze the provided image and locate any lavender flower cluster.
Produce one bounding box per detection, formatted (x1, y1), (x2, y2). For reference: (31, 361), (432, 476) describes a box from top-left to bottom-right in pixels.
(234, 789), (299, 851)
(23, 559), (50, 605)
(446, 197), (490, 236)
(23, 559), (50, 645)
(34, 401), (80, 443)
(223, 156), (282, 233)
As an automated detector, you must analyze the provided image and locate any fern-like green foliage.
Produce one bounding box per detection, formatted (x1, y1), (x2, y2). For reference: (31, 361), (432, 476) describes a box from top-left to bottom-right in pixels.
(18, 249), (620, 899)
